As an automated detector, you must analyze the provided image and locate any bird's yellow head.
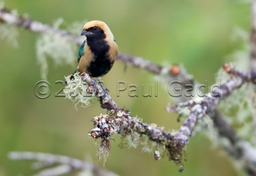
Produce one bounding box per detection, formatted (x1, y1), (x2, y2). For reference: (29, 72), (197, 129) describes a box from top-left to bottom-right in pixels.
(81, 20), (114, 40)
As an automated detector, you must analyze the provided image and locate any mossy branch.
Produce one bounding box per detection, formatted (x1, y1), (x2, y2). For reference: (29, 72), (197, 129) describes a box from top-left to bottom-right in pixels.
(75, 65), (256, 167)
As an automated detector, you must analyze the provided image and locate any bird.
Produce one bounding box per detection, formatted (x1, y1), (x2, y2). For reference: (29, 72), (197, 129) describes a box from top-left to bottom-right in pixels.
(76, 20), (118, 77)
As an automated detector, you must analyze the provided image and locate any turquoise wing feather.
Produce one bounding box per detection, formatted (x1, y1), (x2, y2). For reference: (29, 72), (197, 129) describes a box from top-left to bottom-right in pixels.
(77, 40), (86, 63)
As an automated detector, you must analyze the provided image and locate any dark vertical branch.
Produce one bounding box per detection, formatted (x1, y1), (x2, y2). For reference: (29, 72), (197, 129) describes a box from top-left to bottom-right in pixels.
(212, 110), (239, 145)
(211, 111), (256, 176)
(251, 0), (256, 73)
(250, 0), (256, 142)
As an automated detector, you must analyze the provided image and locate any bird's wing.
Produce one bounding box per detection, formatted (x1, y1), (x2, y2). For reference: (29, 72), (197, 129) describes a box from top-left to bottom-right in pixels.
(77, 40), (86, 63)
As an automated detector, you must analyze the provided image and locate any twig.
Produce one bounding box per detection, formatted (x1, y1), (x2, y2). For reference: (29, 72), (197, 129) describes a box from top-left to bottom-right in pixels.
(167, 64), (253, 148)
(167, 65), (256, 175)
(0, 7), (193, 84)
(8, 151), (118, 176)
(0, 8), (82, 44)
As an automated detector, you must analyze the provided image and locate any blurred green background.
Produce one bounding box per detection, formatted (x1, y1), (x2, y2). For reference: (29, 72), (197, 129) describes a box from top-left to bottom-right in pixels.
(0, 0), (251, 175)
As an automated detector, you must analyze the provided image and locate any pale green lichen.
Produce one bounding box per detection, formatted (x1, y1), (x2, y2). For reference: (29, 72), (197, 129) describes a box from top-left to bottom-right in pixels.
(36, 19), (85, 79)
(77, 171), (94, 176)
(213, 26), (256, 144)
(228, 27), (250, 70)
(63, 73), (96, 108)
(197, 115), (223, 148)
(127, 133), (140, 148)
(0, 6), (22, 47)
(218, 82), (254, 144)
(0, 24), (19, 48)
(67, 20), (88, 34)
(126, 131), (166, 158)
(125, 121), (166, 158)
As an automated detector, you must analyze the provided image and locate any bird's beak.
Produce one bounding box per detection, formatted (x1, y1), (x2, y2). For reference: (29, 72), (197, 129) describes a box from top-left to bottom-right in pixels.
(81, 29), (93, 37)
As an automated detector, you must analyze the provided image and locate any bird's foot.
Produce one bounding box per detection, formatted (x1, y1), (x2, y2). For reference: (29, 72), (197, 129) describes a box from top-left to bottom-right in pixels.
(70, 69), (78, 80)
(97, 77), (109, 95)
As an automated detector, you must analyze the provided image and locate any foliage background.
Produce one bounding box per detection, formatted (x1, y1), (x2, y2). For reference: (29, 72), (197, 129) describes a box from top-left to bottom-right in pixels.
(0, 0), (250, 175)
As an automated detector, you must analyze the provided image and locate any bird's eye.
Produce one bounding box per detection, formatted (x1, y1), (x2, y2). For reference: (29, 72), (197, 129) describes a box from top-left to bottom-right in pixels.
(92, 27), (97, 30)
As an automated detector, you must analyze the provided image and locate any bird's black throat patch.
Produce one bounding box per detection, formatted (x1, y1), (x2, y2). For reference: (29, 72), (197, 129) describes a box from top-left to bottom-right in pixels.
(86, 30), (113, 77)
